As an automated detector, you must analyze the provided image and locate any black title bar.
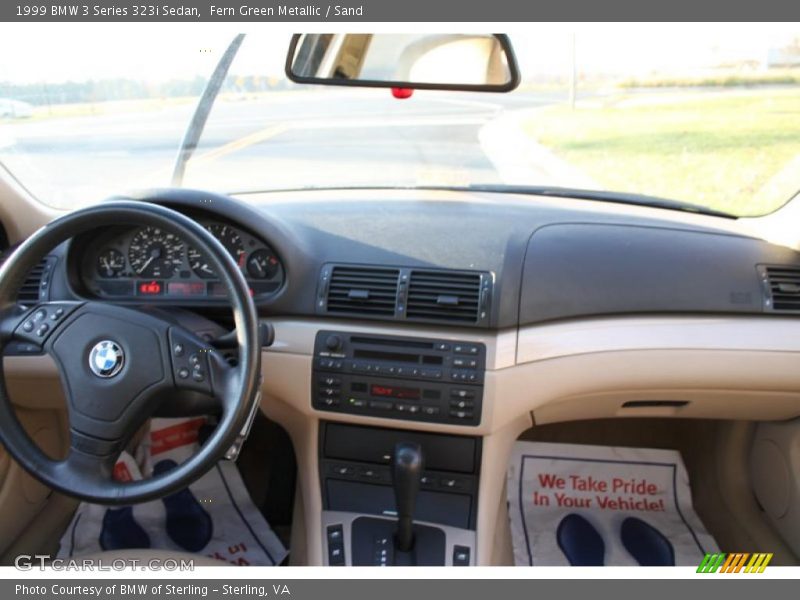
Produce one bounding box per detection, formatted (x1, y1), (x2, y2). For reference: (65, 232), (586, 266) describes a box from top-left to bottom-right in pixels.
(2, 0), (800, 21)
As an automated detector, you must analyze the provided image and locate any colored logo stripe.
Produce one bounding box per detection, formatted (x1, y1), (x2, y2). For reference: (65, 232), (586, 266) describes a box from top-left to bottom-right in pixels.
(697, 553), (772, 573)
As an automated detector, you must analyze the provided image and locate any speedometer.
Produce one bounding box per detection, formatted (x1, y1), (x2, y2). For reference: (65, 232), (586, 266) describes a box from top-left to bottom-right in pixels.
(127, 227), (184, 278)
(187, 224), (246, 278)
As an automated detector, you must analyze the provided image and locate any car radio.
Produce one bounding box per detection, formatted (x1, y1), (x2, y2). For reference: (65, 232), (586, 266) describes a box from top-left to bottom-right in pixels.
(311, 331), (485, 426)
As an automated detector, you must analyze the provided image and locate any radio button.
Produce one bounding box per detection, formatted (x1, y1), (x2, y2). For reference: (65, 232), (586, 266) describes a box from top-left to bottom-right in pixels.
(347, 398), (367, 408)
(321, 387), (340, 397)
(368, 400), (393, 411)
(319, 376), (341, 387)
(454, 358), (478, 368)
(422, 406), (440, 416)
(435, 342), (451, 351)
(318, 359), (343, 370)
(449, 409), (473, 420)
(454, 344), (479, 355)
(450, 389), (475, 399)
(450, 399), (474, 409)
(321, 397), (340, 407)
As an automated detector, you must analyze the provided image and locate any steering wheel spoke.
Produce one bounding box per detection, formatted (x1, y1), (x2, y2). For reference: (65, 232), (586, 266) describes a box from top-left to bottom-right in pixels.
(0, 301), (83, 350)
(63, 432), (123, 481)
(169, 327), (225, 396)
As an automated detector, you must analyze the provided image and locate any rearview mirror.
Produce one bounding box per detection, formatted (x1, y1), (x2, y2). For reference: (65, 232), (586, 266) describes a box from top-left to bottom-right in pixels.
(286, 34), (520, 93)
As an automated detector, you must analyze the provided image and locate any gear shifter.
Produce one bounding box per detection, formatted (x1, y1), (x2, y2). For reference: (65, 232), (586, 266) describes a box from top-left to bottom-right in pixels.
(391, 442), (424, 552)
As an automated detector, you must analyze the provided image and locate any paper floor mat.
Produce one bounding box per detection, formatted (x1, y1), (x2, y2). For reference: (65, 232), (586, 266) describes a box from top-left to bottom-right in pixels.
(507, 441), (718, 566)
(58, 417), (287, 566)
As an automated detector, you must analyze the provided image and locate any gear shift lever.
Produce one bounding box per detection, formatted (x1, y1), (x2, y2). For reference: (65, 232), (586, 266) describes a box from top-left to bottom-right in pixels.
(391, 442), (424, 552)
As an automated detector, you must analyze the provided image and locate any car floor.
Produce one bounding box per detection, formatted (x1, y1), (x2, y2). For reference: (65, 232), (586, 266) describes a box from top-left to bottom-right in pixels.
(5, 416), (797, 567)
(515, 417), (798, 565)
(232, 414), (297, 556)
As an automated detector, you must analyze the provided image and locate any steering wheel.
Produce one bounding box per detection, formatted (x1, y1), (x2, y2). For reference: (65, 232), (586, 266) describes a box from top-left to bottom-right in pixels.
(0, 201), (261, 504)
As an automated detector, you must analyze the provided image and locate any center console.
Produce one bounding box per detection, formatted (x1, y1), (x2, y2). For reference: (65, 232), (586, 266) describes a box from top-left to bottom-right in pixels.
(312, 330), (486, 426)
(319, 422), (480, 566)
(311, 331), (485, 566)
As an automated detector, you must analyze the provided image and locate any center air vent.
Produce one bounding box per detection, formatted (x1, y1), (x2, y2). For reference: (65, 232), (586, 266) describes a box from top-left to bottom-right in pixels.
(318, 263), (492, 326)
(324, 265), (400, 316)
(760, 265), (800, 312)
(406, 269), (485, 324)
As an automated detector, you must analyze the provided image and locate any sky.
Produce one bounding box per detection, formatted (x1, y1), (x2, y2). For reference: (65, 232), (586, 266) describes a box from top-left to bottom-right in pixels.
(0, 23), (797, 84)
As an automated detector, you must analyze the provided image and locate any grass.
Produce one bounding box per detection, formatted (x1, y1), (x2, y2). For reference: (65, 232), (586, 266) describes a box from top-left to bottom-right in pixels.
(619, 69), (800, 89)
(522, 88), (800, 216)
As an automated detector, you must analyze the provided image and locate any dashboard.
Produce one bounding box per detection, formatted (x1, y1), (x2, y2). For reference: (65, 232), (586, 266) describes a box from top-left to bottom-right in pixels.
(72, 217), (284, 301)
(6, 190), (800, 568)
(40, 187), (800, 325)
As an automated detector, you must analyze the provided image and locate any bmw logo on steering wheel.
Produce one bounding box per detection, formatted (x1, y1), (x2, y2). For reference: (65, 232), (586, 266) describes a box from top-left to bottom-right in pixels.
(88, 340), (125, 378)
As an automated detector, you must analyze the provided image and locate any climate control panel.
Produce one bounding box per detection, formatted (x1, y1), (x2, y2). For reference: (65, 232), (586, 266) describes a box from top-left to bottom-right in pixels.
(311, 331), (485, 426)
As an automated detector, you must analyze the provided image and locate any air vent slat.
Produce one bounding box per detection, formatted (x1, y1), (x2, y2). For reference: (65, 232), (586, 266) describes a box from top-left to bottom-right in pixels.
(763, 265), (800, 312)
(0, 250), (49, 305)
(406, 269), (482, 324)
(324, 266), (399, 316)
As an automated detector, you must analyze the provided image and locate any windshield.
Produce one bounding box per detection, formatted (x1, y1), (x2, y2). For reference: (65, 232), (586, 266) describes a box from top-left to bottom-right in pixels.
(1, 25), (799, 217)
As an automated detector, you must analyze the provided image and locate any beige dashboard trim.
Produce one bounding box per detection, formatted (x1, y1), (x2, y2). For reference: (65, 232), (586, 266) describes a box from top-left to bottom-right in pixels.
(517, 315), (800, 364)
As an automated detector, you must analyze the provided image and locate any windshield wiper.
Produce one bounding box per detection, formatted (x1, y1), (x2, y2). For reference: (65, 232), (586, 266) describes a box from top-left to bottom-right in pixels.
(171, 33), (246, 186)
(460, 184), (737, 219)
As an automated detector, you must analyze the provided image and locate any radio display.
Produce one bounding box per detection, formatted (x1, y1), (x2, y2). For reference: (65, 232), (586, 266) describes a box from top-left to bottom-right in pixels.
(370, 384), (421, 400)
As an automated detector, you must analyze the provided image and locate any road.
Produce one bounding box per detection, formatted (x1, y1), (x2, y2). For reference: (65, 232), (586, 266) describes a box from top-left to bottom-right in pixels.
(0, 89), (573, 208)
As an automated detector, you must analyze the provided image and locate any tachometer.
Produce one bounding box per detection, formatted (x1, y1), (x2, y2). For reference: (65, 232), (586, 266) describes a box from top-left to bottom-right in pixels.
(127, 227), (184, 278)
(187, 224), (246, 278)
(96, 248), (125, 278)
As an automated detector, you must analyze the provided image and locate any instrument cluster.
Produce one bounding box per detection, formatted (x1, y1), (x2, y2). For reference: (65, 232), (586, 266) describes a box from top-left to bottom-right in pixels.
(79, 220), (284, 300)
